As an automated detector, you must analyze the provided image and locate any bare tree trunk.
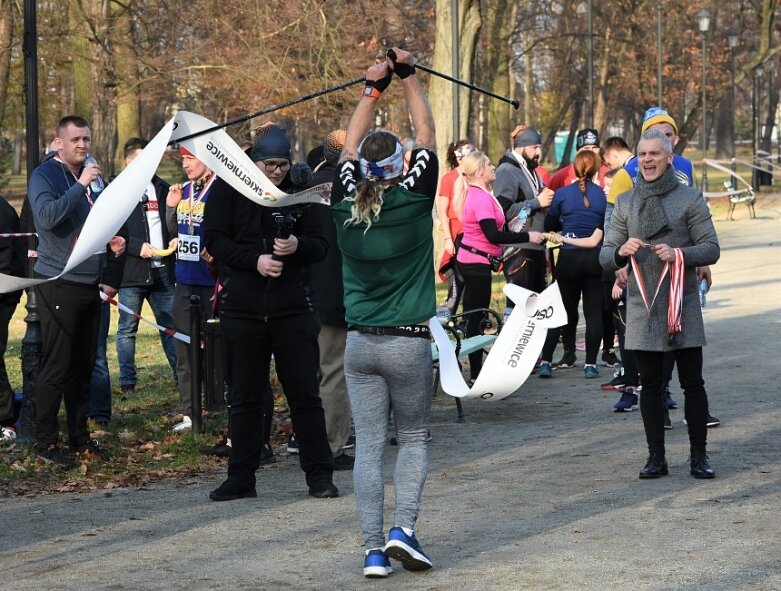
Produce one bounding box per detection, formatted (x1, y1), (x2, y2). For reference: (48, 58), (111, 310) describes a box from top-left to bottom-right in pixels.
(114, 0), (141, 164)
(70, 1), (93, 120)
(484, 0), (515, 162)
(593, 27), (612, 138)
(430, 0), (481, 164)
(760, 69), (778, 153)
(714, 95), (732, 158)
(0, 0), (12, 133)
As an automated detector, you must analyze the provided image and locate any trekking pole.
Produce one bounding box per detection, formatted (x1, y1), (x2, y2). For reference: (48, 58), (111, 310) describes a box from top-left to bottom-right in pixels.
(171, 77), (366, 145)
(386, 49), (520, 110)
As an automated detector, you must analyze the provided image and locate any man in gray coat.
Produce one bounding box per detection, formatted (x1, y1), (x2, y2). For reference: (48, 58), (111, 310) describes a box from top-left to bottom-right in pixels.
(600, 129), (719, 480)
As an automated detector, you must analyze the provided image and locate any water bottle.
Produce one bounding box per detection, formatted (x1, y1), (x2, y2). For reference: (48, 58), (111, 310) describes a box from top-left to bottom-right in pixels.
(509, 202), (533, 232)
(698, 278), (709, 308)
(436, 306), (452, 324)
(84, 154), (105, 193)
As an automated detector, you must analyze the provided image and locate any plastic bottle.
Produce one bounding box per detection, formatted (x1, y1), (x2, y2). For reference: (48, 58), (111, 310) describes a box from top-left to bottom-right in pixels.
(84, 154), (105, 193)
(509, 202), (533, 233)
(698, 278), (709, 308)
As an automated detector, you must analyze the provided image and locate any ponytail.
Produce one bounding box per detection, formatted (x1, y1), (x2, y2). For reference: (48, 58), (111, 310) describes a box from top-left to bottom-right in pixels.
(573, 150), (600, 208)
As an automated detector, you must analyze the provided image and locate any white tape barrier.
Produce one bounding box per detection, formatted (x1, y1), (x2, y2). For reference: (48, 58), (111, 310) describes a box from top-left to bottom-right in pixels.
(431, 282), (567, 401)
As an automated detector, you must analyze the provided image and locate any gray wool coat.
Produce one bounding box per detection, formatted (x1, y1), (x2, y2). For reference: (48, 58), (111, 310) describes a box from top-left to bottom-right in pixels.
(599, 183), (720, 351)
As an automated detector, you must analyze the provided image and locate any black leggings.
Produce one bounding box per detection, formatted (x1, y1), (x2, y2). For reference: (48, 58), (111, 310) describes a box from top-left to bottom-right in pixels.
(456, 261), (492, 380)
(546, 248), (603, 365)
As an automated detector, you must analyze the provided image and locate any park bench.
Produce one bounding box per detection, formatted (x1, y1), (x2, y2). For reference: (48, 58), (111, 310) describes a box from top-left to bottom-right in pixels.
(431, 307), (503, 422)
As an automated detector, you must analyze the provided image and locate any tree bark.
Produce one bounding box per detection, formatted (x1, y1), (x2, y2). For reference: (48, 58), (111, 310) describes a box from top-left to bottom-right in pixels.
(430, 0), (481, 164)
(114, 0), (141, 164)
(484, 0), (515, 162)
(0, 0), (12, 133)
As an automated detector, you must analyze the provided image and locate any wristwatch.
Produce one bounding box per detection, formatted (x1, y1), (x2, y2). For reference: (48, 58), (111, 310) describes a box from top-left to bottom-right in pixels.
(362, 86), (382, 99)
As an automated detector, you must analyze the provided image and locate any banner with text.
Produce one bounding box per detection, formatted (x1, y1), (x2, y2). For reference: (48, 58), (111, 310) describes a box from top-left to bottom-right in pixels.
(431, 282), (567, 401)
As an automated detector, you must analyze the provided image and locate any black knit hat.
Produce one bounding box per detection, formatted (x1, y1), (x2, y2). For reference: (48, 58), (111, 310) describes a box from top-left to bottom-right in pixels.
(250, 123), (291, 162)
(576, 128), (600, 150)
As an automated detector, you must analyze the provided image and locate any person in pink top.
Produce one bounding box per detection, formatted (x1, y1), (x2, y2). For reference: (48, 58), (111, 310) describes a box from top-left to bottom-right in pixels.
(454, 151), (545, 383)
(437, 139), (475, 311)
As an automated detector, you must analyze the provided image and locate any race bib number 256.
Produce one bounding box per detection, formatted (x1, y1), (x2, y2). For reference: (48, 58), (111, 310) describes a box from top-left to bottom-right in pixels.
(177, 233), (201, 262)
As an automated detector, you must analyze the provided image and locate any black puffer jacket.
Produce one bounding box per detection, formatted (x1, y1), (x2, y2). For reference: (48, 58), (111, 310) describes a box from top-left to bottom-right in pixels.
(203, 177), (328, 321)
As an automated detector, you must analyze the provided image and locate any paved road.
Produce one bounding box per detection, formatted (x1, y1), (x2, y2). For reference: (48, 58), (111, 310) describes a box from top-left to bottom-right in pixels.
(1, 195), (779, 591)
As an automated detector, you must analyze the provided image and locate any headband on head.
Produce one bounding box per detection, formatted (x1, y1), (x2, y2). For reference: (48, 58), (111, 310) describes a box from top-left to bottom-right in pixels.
(641, 107), (678, 134)
(358, 139), (404, 180)
(454, 143), (476, 160)
(179, 146), (194, 157)
(512, 127), (542, 148)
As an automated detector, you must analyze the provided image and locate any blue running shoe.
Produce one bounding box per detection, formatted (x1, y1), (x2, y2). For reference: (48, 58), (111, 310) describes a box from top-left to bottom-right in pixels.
(384, 527), (433, 571)
(584, 364), (600, 379)
(613, 388), (639, 412)
(538, 361), (552, 379)
(363, 549), (392, 578)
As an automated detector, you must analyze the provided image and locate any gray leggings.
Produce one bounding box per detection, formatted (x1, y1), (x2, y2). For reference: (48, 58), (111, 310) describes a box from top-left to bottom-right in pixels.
(344, 331), (433, 549)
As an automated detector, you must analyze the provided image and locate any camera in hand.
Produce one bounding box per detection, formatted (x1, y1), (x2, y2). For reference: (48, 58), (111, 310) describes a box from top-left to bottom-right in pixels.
(272, 211), (298, 239)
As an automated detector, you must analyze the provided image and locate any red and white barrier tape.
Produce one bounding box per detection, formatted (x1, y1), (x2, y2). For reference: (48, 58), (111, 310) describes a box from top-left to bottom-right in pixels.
(100, 291), (193, 345)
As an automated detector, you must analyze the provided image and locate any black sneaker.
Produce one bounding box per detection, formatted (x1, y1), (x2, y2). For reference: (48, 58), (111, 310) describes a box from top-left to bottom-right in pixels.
(601, 350), (621, 367)
(202, 441), (232, 458)
(73, 439), (111, 461)
(309, 481), (339, 498)
(36, 444), (78, 469)
(287, 434), (299, 454)
(260, 444), (276, 465)
(683, 414), (722, 428)
(333, 452), (355, 471)
(554, 352), (577, 369)
(209, 477), (257, 502)
(664, 408), (672, 430)
(120, 384), (135, 395)
(342, 433), (356, 450)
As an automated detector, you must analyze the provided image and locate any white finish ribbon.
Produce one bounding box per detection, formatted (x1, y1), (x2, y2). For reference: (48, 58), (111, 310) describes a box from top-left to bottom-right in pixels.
(431, 282), (567, 401)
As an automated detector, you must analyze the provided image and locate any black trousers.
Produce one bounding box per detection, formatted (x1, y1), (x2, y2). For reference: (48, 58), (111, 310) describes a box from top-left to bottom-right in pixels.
(0, 298), (19, 425)
(34, 280), (100, 449)
(632, 347), (708, 454)
(547, 248), (603, 365)
(221, 313), (333, 488)
(456, 262), (492, 380)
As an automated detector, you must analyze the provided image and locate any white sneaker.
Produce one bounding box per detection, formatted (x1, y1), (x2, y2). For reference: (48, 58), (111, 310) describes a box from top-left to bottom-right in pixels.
(1, 426), (17, 442)
(173, 416), (192, 432)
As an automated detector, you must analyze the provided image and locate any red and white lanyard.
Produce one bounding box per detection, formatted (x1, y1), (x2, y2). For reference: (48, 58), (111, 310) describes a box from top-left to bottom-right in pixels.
(54, 156), (94, 207)
(630, 247), (685, 341)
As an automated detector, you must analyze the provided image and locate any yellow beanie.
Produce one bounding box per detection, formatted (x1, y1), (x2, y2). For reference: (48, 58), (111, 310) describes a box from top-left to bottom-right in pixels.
(641, 107), (678, 134)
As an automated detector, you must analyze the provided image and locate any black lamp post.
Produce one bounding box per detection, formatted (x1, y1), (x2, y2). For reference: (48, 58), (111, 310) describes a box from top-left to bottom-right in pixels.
(657, 4), (664, 106)
(697, 9), (710, 192)
(728, 29), (740, 189)
(19, 0), (41, 444)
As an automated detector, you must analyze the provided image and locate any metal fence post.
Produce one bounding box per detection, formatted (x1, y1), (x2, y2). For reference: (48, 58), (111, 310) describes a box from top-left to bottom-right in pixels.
(189, 295), (202, 434)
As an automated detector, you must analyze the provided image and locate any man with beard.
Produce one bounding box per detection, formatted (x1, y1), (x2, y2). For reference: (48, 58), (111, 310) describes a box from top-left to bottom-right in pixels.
(494, 125), (553, 306)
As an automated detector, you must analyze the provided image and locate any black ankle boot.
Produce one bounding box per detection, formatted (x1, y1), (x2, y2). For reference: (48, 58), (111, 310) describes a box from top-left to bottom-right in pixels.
(690, 449), (715, 479)
(639, 452), (668, 479)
